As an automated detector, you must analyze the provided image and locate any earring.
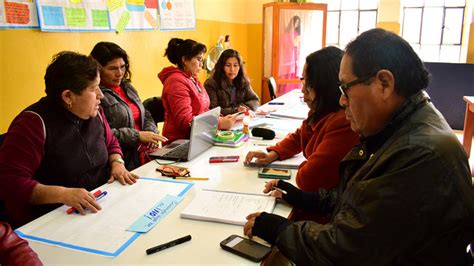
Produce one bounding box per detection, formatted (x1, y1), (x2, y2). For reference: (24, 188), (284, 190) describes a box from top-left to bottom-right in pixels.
(67, 102), (72, 109)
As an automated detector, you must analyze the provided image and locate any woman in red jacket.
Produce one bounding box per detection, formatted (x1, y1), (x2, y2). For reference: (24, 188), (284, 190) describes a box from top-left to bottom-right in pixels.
(244, 47), (359, 222)
(158, 38), (236, 143)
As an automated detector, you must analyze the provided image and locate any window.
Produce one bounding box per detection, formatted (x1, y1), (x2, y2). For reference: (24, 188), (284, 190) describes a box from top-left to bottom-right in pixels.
(401, 0), (466, 63)
(325, 0), (378, 49)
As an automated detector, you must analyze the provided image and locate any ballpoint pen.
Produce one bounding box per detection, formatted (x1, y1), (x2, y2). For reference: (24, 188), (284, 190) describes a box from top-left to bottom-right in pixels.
(253, 143), (268, 146)
(265, 182), (287, 195)
(271, 186), (287, 195)
(173, 177), (209, 181)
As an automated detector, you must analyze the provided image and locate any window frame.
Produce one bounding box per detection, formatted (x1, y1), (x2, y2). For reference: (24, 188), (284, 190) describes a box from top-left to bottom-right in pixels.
(326, 0), (378, 48)
(401, 1), (466, 63)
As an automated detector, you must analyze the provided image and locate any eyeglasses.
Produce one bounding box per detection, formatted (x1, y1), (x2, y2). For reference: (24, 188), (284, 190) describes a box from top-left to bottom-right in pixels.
(339, 73), (376, 98)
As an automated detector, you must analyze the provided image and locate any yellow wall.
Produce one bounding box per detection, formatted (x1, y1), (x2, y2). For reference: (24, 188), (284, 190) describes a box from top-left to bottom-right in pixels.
(0, 1), (266, 132)
(1, 0), (473, 131)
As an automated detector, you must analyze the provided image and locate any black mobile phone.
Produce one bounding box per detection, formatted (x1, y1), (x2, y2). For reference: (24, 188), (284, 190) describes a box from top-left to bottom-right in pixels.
(220, 235), (271, 262)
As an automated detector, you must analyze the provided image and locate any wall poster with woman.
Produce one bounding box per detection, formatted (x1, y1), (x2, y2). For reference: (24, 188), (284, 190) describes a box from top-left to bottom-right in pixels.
(277, 9), (324, 95)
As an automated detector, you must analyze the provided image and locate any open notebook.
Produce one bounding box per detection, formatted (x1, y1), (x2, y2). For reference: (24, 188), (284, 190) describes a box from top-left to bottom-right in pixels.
(180, 189), (276, 225)
(246, 152), (305, 170)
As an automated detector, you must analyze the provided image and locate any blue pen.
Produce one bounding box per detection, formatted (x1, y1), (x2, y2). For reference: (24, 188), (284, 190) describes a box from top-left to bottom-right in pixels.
(95, 191), (108, 201)
(268, 102), (284, 105)
(73, 191), (108, 214)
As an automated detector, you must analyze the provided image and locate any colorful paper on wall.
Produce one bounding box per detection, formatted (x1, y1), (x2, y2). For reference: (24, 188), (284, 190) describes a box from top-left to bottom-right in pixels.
(158, 0), (195, 30)
(0, 0), (39, 28)
(34, 0), (159, 32)
(114, 9), (130, 32)
(108, 0), (158, 31)
(36, 0), (110, 31)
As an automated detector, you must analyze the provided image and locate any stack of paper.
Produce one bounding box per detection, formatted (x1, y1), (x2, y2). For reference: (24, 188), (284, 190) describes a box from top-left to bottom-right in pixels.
(180, 189), (276, 225)
(267, 103), (309, 120)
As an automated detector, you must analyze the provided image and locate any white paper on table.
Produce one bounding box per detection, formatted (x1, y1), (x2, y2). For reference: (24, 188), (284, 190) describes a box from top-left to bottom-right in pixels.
(267, 103), (309, 120)
(16, 178), (192, 257)
(180, 189), (275, 225)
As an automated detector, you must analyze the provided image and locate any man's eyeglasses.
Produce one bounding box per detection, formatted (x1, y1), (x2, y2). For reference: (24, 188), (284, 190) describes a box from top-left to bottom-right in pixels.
(339, 73), (376, 98)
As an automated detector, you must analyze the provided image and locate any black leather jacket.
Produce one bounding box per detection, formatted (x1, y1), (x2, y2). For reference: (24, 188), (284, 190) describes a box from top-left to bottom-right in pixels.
(276, 91), (474, 265)
(100, 82), (157, 170)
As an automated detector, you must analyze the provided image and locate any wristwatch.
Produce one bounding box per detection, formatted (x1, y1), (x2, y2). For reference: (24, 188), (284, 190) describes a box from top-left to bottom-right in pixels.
(111, 158), (125, 165)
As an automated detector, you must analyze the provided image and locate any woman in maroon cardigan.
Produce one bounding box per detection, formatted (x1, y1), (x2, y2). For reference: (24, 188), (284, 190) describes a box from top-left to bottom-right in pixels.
(0, 52), (137, 228)
(245, 47), (359, 223)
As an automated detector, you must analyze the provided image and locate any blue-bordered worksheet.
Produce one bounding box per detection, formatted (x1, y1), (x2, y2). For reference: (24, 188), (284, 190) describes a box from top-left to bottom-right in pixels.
(16, 178), (193, 257)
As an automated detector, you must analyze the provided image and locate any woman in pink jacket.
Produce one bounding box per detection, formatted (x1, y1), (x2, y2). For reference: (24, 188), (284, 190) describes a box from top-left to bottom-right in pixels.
(158, 38), (236, 143)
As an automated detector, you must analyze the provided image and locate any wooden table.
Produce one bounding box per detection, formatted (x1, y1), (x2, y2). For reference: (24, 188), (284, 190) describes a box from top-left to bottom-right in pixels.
(462, 96), (474, 175)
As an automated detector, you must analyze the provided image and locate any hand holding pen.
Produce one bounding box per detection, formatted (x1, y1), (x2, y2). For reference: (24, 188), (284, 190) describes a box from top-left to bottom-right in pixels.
(64, 189), (106, 215)
(264, 180), (286, 198)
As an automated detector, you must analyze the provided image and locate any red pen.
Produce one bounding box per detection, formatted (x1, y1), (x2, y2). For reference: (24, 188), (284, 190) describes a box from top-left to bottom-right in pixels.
(66, 190), (102, 214)
(209, 156), (240, 163)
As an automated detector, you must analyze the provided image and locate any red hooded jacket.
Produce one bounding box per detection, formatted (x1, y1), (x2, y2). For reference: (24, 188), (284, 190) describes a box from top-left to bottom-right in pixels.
(158, 66), (210, 143)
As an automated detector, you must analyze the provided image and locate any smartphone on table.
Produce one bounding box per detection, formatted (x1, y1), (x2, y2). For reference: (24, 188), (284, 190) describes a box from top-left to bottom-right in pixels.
(209, 156), (240, 163)
(220, 234), (271, 262)
(258, 168), (291, 180)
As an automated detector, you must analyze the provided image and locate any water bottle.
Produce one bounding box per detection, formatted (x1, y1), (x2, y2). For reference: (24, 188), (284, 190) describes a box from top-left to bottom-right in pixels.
(242, 108), (250, 135)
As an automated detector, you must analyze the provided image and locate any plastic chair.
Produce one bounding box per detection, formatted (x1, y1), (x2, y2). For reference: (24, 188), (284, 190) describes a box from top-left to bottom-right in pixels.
(143, 97), (165, 124)
(268, 77), (277, 100)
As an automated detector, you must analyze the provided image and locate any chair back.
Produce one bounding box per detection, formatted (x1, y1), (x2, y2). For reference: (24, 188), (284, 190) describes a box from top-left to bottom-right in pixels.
(0, 133), (5, 147)
(143, 97), (165, 124)
(268, 77), (277, 100)
(0, 134), (6, 222)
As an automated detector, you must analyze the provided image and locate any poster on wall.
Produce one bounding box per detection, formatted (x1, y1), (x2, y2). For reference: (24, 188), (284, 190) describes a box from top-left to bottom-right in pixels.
(35, 0), (159, 32)
(0, 0), (39, 28)
(158, 0), (195, 31)
(107, 0), (159, 32)
(35, 0), (110, 32)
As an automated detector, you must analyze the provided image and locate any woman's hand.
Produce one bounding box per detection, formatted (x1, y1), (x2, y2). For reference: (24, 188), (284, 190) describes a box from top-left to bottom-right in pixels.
(108, 162), (139, 185)
(243, 212), (262, 238)
(139, 131), (168, 146)
(263, 179), (283, 198)
(218, 115), (237, 130)
(244, 150), (279, 165)
(237, 105), (248, 113)
(60, 187), (102, 215)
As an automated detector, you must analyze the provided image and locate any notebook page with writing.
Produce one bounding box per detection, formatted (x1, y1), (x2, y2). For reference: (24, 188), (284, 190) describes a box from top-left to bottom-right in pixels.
(180, 190), (276, 225)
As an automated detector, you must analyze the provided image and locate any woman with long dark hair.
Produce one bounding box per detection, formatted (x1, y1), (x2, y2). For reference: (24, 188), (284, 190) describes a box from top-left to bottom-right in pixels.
(204, 49), (259, 116)
(91, 42), (166, 170)
(245, 46), (359, 222)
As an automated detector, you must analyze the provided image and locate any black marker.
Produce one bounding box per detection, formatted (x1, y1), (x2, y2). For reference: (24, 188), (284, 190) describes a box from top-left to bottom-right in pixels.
(146, 235), (192, 255)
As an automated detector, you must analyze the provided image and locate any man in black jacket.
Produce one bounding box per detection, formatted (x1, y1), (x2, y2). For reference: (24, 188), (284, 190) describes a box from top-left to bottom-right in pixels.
(244, 28), (474, 265)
